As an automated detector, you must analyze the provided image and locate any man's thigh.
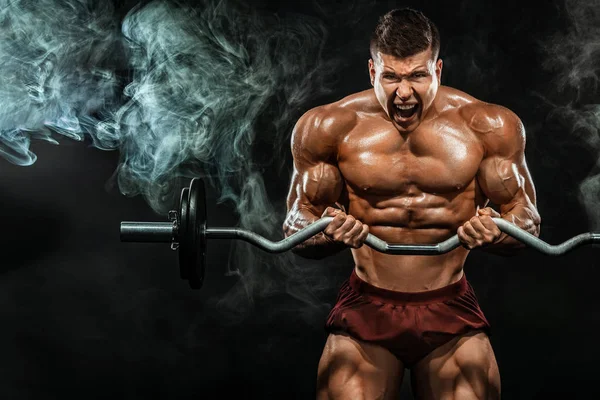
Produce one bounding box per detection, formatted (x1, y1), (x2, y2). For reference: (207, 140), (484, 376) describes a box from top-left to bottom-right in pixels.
(411, 331), (500, 400)
(316, 332), (404, 400)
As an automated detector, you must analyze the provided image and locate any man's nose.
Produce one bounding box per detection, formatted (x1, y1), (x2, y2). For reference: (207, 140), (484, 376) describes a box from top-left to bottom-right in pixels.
(395, 81), (413, 101)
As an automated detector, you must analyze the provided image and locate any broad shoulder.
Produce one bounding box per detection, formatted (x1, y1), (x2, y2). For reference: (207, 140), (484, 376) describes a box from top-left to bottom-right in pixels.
(291, 89), (377, 153)
(437, 86), (525, 152)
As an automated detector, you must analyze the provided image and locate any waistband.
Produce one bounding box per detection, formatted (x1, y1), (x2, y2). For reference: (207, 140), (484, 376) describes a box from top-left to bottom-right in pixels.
(349, 269), (468, 305)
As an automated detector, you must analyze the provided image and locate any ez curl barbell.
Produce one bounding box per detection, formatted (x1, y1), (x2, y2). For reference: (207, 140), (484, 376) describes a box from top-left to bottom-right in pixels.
(120, 178), (600, 289)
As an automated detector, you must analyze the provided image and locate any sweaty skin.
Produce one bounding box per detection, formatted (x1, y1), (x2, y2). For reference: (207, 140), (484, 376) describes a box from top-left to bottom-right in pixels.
(283, 50), (540, 292)
(283, 48), (540, 399)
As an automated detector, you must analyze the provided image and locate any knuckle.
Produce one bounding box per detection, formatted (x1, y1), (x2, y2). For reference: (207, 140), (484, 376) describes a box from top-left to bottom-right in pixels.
(334, 215), (346, 224)
(324, 207), (337, 217)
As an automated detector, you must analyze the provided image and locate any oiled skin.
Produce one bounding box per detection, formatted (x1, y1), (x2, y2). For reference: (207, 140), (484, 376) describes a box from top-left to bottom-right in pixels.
(284, 85), (539, 291)
(283, 49), (541, 399)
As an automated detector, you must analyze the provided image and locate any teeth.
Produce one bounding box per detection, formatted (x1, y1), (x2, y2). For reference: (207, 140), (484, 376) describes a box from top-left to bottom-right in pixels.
(396, 104), (416, 110)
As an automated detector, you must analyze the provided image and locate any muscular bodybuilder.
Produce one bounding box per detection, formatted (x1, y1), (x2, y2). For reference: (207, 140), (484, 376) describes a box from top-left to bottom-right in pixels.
(283, 8), (540, 400)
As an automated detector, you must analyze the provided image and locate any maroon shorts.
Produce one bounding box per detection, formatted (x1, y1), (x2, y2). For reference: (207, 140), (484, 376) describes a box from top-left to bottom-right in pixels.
(325, 270), (491, 367)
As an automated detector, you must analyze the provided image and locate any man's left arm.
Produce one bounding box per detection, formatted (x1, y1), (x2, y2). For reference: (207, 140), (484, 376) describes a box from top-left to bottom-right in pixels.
(458, 105), (541, 255)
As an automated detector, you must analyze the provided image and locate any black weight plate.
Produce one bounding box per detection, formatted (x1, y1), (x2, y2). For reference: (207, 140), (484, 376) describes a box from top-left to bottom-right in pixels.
(178, 187), (190, 280)
(186, 178), (206, 289)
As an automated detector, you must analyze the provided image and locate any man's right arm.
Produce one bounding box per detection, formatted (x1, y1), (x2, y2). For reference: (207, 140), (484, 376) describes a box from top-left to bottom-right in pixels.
(283, 107), (368, 259)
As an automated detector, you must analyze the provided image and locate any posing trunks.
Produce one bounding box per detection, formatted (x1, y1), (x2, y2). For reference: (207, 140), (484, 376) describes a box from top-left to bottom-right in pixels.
(325, 269), (491, 367)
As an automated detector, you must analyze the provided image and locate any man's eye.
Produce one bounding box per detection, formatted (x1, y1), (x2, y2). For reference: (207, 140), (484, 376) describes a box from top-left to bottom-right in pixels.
(383, 75), (396, 79)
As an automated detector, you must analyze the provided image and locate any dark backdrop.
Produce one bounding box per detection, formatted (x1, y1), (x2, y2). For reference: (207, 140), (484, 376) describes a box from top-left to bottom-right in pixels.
(1, 0), (599, 398)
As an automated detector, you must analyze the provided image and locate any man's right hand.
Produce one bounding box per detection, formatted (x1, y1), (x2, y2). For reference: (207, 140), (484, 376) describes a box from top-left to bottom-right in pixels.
(321, 207), (370, 248)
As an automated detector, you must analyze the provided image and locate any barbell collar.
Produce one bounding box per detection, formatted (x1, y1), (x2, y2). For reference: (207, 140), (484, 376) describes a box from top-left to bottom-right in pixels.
(120, 222), (175, 243)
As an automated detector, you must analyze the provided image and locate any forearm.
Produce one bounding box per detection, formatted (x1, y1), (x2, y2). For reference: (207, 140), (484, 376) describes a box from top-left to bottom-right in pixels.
(283, 209), (346, 259)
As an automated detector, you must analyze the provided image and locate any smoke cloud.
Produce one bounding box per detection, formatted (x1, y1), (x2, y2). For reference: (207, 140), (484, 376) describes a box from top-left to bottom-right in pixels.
(540, 0), (600, 229)
(0, 0), (123, 165)
(107, 0), (341, 322)
(107, 0), (334, 214)
(0, 0), (345, 321)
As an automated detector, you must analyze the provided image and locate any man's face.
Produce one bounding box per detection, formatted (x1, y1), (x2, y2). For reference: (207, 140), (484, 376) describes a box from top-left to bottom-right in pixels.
(369, 48), (442, 133)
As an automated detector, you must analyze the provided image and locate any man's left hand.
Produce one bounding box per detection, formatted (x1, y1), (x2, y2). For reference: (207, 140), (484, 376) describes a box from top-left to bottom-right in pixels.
(457, 208), (503, 250)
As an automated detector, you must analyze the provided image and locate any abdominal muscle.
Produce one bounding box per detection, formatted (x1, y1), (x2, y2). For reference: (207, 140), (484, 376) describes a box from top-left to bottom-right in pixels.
(349, 189), (479, 292)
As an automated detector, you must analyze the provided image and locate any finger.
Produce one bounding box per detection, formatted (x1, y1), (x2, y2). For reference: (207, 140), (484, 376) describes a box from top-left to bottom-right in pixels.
(472, 220), (499, 245)
(457, 226), (474, 249)
(461, 223), (481, 249)
(463, 221), (482, 241)
(478, 207), (501, 218)
(332, 215), (357, 241)
(358, 224), (369, 243)
(469, 216), (488, 235)
(478, 216), (502, 240)
(322, 207), (342, 218)
(344, 221), (364, 247)
(324, 213), (347, 236)
(477, 208), (490, 216)
(345, 219), (363, 237)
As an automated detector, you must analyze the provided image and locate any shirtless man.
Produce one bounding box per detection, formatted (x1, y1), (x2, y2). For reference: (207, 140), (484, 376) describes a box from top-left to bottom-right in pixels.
(283, 8), (541, 400)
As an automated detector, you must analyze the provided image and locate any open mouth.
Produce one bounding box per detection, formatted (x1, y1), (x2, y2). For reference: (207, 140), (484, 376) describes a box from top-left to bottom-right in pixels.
(393, 103), (419, 121)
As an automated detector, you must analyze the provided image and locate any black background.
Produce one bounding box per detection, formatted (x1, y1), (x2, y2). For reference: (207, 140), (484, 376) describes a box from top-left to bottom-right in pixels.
(2, 0), (599, 398)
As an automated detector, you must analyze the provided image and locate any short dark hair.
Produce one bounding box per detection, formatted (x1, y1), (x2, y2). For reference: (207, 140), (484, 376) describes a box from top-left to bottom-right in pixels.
(370, 8), (440, 61)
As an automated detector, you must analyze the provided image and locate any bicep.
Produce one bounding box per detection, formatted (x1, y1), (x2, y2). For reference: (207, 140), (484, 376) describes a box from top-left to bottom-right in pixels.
(285, 107), (345, 217)
(476, 110), (537, 210)
(477, 153), (536, 210)
(286, 159), (344, 217)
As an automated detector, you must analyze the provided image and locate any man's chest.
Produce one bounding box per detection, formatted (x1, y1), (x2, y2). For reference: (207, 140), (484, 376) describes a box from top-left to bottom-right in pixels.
(337, 122), (484, 195)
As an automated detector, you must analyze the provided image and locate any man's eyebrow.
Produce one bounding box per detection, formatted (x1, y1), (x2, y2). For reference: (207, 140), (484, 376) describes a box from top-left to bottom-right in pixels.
(382, 68), (429, 77)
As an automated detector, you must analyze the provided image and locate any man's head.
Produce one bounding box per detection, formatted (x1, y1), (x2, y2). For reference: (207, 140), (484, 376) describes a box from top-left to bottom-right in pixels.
(369, 8), (442, 133)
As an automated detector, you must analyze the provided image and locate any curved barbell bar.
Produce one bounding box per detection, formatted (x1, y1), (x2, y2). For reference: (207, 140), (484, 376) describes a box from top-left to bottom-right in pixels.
(120, 177), (600, 289)
(121, 217), (600, 256)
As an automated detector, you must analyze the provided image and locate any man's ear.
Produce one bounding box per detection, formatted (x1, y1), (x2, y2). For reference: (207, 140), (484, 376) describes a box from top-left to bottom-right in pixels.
(368, 58), (375, 86)
(435, 59), (443, 84)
